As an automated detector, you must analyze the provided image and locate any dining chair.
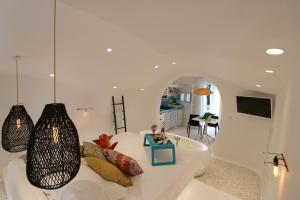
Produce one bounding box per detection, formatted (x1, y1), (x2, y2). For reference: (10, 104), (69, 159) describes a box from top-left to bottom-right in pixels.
(187, 114), (202, 137)
(205, 115), (220, 136)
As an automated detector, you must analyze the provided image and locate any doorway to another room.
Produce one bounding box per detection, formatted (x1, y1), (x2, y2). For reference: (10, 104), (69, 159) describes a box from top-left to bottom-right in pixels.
(159, 76), (222, 145)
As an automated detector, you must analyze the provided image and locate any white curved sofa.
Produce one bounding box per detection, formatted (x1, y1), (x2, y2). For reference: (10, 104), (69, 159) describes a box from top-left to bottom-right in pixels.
(2, 132), (210, 200)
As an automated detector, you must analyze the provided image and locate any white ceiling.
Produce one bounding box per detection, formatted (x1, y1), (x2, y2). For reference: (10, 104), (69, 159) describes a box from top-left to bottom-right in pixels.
(1, 0), (299, 93)
(173, 77), (205, 86)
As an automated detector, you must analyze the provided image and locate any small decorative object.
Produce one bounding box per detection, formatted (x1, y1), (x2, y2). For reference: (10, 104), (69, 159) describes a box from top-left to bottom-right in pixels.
(152, 134), (164, 142)
(2, 56), (34, 152)
(160, 128), (166, 138)
(202, 112), (215, 119)
(152, 129), (168, 145)
(26, 0), (80, 190)
(150, 124), (158, 134)
(174, 136), (181, 146)
(93, 133), (118, 150)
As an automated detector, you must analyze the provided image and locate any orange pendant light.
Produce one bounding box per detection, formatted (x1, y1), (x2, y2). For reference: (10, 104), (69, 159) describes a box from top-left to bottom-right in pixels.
(194, 88), (213, 96)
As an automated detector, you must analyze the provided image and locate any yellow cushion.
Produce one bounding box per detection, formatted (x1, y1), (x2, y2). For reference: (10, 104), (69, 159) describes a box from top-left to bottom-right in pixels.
(80, 145), (84, 157)
(85, 157), (133, 187)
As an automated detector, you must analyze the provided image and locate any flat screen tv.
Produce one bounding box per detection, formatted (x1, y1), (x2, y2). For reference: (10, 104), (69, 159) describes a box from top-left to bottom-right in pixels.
(236, 96), (272, 118)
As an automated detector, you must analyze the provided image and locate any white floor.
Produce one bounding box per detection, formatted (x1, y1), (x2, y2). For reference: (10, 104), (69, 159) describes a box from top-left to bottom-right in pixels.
(197, 159), (260, 200)
(177, 180), (240, 200)
(169, 126), (260, 200)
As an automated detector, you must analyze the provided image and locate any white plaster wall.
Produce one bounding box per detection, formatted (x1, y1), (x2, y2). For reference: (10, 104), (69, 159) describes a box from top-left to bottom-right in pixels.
(262, 72), (300, 200)
(0, 74), (118, 169)
(122, 70), (274, 176)
(175, 83), (192, 126)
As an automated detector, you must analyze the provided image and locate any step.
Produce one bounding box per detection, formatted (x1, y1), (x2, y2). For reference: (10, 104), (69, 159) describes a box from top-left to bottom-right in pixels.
(177, 180), (241, 200)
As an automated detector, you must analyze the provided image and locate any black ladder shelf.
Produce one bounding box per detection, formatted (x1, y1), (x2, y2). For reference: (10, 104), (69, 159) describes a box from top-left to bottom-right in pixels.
(112, 96), (127, 134)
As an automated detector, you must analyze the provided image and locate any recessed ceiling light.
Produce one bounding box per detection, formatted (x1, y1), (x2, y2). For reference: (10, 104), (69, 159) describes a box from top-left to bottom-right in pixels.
(154, 65), (159, 69)
(265, 70), (274, 74)
(266, 48), (284, 55)
(140, 88), (145, 91)
(49, 73), (55, 77)
(172, 62), (176, 65)
(107, 48), (112, 52)
(256, 84), (262, 88)
(113, 86), (117, 89)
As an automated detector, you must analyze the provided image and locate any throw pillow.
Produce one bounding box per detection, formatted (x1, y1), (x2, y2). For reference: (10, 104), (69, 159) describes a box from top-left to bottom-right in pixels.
(80, 145), (84, 157)
(102, 149), (143, 176)
(85, 157), (133, 187)
(82, 142), (104, 159)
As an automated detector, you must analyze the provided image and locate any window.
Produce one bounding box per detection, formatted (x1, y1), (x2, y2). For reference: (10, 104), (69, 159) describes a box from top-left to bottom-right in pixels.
(180, 93), (185, 101)
(180, 93), (191, 103)
(186, 93), (191, 102)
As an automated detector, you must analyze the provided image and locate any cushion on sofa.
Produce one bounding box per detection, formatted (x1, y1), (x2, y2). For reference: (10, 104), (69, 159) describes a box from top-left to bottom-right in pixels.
(85, 157), (133, 187)
(82, 142), (104, 159)
(102, 149), (143, 176)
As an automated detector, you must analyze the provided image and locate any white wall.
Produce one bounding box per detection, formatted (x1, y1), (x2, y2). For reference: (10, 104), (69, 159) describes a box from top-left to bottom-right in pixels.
(0, 74), (119, 169)
(175, 83), (192, 126)
(123, 70), (274, 176)
(262, 72), (300, 200)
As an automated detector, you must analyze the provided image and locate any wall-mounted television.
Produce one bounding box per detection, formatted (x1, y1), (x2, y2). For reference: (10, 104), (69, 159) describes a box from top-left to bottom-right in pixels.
(236, 96), (272, 118)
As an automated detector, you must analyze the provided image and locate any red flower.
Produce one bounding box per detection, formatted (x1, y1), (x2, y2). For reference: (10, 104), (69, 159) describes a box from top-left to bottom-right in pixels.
(93, 133), (118, 150)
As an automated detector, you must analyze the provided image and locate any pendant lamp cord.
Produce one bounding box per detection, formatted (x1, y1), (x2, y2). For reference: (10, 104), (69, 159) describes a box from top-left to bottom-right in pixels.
(53, 0), (57, 104)
(15, 56), (20, 105)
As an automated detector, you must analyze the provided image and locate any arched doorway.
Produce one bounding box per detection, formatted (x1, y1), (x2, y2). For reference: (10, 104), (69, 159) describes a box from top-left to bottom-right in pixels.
(159, 76), (222, 144)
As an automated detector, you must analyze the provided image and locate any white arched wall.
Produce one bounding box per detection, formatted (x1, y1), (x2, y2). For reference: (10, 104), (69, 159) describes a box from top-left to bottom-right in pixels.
(156, 76), (223, 129)
(125, 69), (274, 177)
(262, 71), (300, 200)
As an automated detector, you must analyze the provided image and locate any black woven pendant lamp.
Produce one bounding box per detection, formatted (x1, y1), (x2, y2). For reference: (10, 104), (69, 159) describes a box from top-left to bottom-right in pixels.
(2, 56), (34, 152)
(26, 0), (80, 190)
